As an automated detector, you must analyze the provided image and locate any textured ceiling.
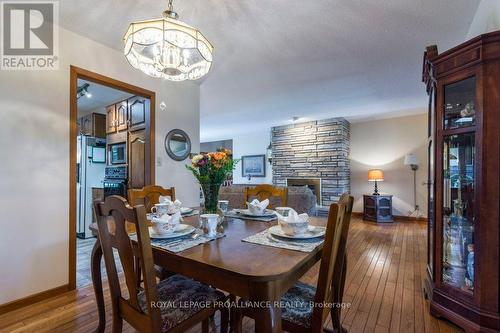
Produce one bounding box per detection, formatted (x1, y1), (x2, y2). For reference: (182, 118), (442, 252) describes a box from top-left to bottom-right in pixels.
(77, 79), (133, 116)
(59, 0), (481, 141)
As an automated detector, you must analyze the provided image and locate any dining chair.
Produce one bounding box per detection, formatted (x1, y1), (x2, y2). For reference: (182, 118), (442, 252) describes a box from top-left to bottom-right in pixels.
(244, 184), (288, 209)
(233, 194), (354, 333)
(128, 185), (176, 213)
(128, 185), (176, 283)
(94, 195), (229, 333)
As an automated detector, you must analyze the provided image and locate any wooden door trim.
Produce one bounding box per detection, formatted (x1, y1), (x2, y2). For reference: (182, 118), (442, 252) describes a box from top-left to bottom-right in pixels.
(69, 66), (156, 290)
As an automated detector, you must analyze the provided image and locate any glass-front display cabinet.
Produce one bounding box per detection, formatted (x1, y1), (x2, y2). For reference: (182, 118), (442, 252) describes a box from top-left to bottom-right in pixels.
(422, 32), (500, 332)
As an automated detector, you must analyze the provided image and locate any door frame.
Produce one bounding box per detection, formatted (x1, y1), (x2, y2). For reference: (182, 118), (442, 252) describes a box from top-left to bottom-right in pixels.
(69, 66), (156, 290)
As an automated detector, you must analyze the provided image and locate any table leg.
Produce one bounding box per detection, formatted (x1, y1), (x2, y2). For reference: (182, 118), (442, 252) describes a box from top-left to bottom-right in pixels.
(254, 303), (282, 333)
(91, 238), (106, 333)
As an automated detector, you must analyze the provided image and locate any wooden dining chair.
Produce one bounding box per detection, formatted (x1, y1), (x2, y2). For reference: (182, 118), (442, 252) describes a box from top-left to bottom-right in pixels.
(128, 185), (176, 213)
(128, 185), (176, 283)
(233, 194), (354, 333)
(244, 184), (288, 209)
(94, 195), (229, 333)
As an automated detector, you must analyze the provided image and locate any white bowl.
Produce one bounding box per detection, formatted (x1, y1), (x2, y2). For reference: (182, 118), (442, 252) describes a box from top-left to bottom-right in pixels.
(278, 219), (309, 236)
(150, 217), (177, 235)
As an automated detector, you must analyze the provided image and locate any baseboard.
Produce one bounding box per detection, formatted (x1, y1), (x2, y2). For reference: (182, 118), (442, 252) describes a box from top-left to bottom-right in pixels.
(0, 284), (70, 315)
(352, 211), (428, 222)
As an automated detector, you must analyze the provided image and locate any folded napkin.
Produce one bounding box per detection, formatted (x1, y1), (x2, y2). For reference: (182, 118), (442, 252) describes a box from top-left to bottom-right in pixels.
(247, 199), (269, 214)
(159, 196), (183, 214)
(275, 208), (309, 223)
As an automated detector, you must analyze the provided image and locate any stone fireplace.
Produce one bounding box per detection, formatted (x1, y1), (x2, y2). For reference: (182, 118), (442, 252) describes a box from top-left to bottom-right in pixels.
(272, 118), (350, 211)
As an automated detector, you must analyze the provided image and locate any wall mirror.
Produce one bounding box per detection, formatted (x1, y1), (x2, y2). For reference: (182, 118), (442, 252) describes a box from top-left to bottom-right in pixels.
(165, 129), (191, 161)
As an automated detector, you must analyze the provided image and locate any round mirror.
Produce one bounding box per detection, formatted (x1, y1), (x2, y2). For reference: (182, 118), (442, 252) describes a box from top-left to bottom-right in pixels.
(165, 129), (191, 161)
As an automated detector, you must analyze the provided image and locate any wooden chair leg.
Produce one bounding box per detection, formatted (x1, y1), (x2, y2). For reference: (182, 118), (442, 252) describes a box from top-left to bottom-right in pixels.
(220, 307), (229, 333)
(232, 307), (243, 333)
(112, 316), (123, 333)
(202, 318), (210, 333)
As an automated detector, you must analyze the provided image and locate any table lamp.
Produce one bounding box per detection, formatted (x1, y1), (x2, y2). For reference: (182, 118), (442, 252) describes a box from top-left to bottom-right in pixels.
(368, 169), (384, 195)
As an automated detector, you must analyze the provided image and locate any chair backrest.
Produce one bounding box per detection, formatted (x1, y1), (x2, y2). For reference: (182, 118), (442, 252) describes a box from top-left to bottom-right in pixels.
(333, 194), (354, 305)
(94, 195), (161, 332)
(128, 185), (176, 213)
(311, 193), (354, 331)
(244, 184), (288, 209)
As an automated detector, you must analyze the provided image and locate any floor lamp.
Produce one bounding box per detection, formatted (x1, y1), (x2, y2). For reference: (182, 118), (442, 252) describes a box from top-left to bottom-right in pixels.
(404, 153), (420, 216)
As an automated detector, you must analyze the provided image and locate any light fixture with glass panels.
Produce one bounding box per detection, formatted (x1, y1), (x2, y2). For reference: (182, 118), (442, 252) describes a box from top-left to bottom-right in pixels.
(123, 0), (213, 82)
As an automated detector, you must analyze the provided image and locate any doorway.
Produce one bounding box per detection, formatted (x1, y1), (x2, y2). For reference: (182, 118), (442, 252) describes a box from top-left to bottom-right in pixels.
(69, 66), (156, 289)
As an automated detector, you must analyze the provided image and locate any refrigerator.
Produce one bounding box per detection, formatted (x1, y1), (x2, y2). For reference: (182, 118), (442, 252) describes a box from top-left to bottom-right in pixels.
(76, 135), (106, 239)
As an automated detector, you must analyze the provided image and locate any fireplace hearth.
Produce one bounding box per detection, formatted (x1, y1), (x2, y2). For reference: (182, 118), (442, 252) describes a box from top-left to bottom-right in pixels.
(287, 178), (321, 205)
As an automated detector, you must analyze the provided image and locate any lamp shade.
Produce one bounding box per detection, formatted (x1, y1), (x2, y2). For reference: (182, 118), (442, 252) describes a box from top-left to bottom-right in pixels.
(368, 169), (384, 182)
(404, 153), (419, 166)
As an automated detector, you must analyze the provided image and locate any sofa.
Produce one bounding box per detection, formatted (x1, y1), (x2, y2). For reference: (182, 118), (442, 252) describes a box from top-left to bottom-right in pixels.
(219, 184), (317, 215)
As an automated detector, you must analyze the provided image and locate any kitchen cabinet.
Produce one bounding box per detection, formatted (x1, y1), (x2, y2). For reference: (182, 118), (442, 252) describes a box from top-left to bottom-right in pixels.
(106, 105), (116, 134)
(128, 96), (149, 132)
(128, 129), (146, 189)
(78, 113), (106, 138)
(106, 100), (128, 133)
(116, 100), (128, 132)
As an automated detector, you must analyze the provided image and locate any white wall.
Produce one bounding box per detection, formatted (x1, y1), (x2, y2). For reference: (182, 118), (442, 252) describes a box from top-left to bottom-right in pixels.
(0, 26), (200, 305)
(467, 0), (500, 39)
(350, 113), (428, 217)
(231, 129), (273, 185)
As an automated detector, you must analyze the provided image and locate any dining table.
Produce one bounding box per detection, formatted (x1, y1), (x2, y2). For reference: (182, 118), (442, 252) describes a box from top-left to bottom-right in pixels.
(89, 213), (327, 333)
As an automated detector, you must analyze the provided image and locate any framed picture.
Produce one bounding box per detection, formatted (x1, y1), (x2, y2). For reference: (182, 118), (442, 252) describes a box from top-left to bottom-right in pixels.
(241, 155), (266, 177)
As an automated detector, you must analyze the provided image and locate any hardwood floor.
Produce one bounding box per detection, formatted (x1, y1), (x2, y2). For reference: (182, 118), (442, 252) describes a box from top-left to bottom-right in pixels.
(0, 218), (463, 333)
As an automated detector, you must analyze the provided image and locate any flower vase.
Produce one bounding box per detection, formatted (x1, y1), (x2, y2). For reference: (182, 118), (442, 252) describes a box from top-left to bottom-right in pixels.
(200, 182), (222, 214)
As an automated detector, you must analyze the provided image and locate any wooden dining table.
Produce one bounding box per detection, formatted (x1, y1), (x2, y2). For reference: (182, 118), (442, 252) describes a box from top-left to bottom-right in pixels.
(89, 214), (327, 333)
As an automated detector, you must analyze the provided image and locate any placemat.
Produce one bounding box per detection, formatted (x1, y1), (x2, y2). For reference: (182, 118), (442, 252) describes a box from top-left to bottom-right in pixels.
(225, 210), (277, 222)
(242, 229), (324, 253)
(131, 231), (225, 253)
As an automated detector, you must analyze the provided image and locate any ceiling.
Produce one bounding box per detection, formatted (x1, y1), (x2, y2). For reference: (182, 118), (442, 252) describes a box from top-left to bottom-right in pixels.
(60, 0), (481, 141)
(77, 79), (133, 117)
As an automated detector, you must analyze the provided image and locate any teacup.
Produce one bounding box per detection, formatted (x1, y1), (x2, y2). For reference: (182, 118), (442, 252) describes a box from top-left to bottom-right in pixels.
(200, 214), (219, 237)
(278, 219), (309, 236)
(151, 203), (169, 215)
(218, 200), (229, 214)
(150, 212), (181, 235)
(275, 207), (291, 217)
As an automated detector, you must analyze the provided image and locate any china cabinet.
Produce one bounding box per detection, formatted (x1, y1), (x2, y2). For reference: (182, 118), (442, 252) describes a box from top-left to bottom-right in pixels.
(422, 32), (500, 332)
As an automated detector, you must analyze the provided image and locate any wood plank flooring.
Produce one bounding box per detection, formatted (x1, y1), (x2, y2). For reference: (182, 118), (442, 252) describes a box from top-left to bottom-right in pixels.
(0, 218), (464, 333)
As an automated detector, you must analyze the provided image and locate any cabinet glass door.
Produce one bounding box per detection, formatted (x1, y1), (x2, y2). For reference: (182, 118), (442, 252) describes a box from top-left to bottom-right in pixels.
(443, 77), (476, 129)
(442, 133), (475, 294)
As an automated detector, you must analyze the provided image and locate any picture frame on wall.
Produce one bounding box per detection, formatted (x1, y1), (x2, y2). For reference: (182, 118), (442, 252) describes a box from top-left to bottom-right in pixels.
(241, 154), (266, 177)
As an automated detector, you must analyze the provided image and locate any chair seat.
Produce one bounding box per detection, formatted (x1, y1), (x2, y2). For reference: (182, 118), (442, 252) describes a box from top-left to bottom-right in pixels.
(281, 281), (317, 328)
(138, 274), (225, 331)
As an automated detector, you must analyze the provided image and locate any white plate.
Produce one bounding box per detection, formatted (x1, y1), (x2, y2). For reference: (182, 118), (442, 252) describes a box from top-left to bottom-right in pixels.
(268, 225), (326, 239)
(149, 224), (195, 239)
(240, 209), (276, 218)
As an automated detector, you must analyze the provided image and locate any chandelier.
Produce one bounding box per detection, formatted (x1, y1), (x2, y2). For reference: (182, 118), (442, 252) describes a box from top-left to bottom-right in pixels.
(123, 0), (213, 81)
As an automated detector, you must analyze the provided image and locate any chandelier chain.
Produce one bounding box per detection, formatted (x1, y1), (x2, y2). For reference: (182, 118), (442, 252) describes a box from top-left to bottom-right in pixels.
(168, 0), (174, 11)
